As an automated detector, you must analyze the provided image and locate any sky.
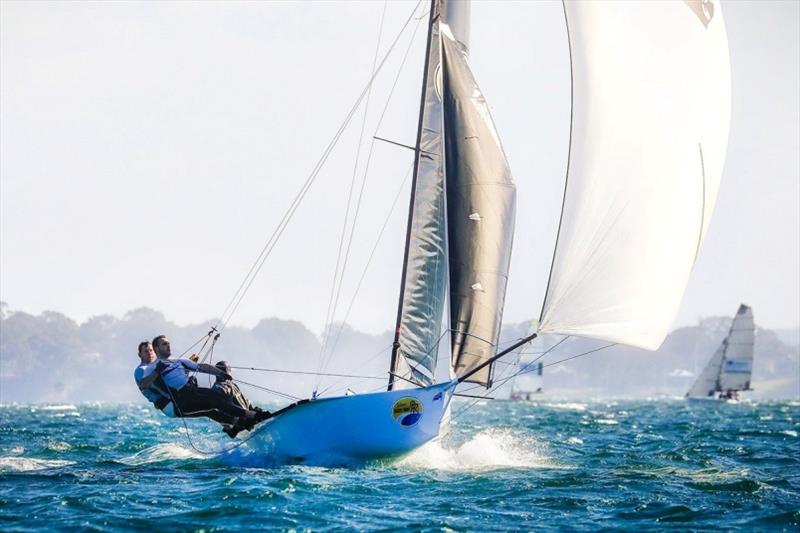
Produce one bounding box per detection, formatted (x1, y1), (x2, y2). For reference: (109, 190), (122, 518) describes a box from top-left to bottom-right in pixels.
(1, 0), (798, 336)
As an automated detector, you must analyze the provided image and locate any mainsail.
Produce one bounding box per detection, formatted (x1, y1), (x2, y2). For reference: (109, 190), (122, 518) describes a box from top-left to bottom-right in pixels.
(718, 305), (755, 391)
(538, 0), (731, 350)
(441, 24), (516, 386)
(687, 304), (755, 397)
(390, 0), (516, 388)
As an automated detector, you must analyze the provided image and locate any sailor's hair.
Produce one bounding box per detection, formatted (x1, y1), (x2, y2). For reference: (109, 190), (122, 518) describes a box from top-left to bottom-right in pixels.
(137, 341), (151, 356)
(152, 335), (167, 348)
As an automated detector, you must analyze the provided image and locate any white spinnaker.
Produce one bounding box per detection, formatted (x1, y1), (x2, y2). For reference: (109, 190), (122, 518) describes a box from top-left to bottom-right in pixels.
(539, 1), (731, 350)
(718, 305), (755, 391)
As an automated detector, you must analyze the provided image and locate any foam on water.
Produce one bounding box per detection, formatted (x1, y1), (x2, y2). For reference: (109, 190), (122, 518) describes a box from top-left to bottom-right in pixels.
(543, 402), (587, 411)
(119, 443), (207, 466)
(0, 456), (75, 472)
(398, 429), (553, 471)
(39, 404), (78, 411)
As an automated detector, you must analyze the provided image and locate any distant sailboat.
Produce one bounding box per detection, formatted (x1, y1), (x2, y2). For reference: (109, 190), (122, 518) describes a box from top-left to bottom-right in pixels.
(686, 304), (755, 402)
(220, 0), (731, 465)
(509, 361), (544, 401)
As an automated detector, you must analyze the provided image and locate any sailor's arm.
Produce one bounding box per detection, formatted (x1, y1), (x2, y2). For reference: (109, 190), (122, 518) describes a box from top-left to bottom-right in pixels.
(137, 366), (163, 390)
(196, 362), (232, 380)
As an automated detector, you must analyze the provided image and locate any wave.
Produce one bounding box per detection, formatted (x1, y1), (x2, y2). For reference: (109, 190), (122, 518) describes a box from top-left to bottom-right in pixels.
(0, 456), (75, 472)
(118, 443), (207, 466)
(397, 429), (555, 471)
(38, 404), (78, 411)
(542, 402), (587, 411)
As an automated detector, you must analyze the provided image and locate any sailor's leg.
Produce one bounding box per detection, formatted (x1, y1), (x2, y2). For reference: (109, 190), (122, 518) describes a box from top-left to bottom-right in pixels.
(177, 408), (237, 426)
(175, 385), (252, 420)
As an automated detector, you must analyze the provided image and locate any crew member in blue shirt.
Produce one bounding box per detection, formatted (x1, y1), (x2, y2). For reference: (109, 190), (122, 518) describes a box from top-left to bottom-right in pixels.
(136, 337), (269, 436)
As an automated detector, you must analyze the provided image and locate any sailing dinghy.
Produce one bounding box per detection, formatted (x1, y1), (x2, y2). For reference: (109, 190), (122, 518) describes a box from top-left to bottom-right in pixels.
(686, 304), (755, 403)
(216, 0), (731, 465)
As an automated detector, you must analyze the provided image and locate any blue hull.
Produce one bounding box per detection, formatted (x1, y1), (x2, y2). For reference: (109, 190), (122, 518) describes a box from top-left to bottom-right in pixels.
(223, 381), (455, 466)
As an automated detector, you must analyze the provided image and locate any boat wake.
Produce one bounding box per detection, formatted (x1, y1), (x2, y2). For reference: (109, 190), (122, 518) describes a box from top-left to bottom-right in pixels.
(397, 429), (552, 471)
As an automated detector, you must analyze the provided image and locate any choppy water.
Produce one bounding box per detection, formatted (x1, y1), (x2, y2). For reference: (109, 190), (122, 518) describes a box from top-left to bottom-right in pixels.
(1, 399), (798, 531)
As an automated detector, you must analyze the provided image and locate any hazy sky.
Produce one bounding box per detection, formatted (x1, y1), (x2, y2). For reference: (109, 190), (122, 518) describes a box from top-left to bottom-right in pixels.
(1, 0), (798, 335)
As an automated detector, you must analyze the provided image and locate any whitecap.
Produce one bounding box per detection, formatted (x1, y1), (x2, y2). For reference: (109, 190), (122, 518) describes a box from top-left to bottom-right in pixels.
(543, 402), (587, 411)
(566, 436), (583, 445)
(39, 404), (78, 411)
(46, 441), (72, 452)
(781, 430), (798, 438)
(118, 443), (206, 466)
(596, 419), (619, 425)
(0, 456), (75, 472)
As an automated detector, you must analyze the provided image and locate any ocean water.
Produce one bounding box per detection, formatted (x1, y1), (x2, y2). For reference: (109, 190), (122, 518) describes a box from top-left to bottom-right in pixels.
(1, 399), (798, 531)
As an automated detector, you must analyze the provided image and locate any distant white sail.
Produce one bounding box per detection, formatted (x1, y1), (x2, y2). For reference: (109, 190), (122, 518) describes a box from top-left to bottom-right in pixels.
(687, 342), (725, 398)
(718, 304), (755, 391)
(539, 0), (731, 350)
(687, 304), (754, 398)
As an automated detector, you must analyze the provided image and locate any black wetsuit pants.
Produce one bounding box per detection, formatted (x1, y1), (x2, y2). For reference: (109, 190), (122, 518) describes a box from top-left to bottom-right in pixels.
(171, 381), (251, 425)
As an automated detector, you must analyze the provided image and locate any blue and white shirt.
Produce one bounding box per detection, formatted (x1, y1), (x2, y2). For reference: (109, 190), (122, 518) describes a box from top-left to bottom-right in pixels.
(134, 362), (168, 404)
(155, 358), (198, 391)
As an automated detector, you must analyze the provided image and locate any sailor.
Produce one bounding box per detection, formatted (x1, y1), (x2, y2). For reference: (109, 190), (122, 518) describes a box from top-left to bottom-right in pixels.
(148, 335), (270, 436)
(135, 340), (235, 425)
(134, 341), (172, 413)
(212, 360), (270, 414)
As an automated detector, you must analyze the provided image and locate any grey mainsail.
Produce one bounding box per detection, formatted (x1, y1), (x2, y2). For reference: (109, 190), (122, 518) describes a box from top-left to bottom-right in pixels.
(441, 24), (516, 387)
(390, 0), (515, 388)
(390, 2), (446, 387)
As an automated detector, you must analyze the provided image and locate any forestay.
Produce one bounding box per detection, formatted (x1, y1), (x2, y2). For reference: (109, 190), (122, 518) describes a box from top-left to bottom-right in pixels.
(539, 0), (731, 350)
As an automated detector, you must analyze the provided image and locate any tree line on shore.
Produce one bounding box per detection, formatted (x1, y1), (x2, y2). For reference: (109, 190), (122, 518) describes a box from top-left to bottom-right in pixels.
(1, 302), (797, 403)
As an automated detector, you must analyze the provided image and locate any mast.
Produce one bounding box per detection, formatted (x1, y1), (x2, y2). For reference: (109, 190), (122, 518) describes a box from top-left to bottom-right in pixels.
(389, 0), (439, 390)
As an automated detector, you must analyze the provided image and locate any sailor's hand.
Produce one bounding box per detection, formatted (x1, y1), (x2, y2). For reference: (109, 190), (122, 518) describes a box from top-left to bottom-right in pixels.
(189, 354), (200, 363)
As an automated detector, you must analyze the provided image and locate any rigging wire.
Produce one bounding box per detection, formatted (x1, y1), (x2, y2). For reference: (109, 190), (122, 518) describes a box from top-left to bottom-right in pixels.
(229, 366), (385, 381)
(211, 0), (425, 335)
(452, 340), (617, 419)
(318, 0), (390, 373)
(318, 8), (427, 382)
(320, 162), (413, 381)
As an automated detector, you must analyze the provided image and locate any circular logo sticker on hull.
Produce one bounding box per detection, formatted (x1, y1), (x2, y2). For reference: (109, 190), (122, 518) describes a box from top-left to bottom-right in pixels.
(392, 397), (423, 427)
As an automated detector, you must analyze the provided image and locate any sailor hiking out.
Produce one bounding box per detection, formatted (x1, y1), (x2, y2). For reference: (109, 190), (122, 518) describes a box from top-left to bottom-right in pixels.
(134, 336), (270, 438)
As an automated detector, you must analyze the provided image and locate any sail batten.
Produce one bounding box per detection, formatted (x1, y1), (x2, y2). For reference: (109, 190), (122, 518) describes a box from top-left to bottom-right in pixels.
(538, 0), (731, 350)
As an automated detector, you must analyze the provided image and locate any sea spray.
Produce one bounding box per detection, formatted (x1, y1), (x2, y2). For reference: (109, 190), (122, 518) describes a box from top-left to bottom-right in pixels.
(398, 429), (552, 471)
